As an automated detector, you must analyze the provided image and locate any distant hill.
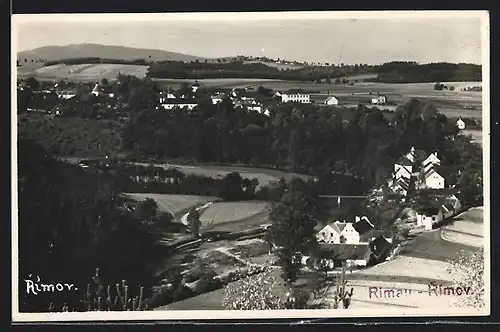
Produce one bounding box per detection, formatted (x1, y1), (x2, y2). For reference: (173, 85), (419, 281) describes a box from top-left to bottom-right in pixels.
(17, 43), (210, 64)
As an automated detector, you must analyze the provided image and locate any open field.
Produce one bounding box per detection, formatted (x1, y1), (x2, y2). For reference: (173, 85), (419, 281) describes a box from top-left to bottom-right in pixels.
(441, 207), (484, 248)
(122, 193), (216, 216)
(400, 229), (478, 262)
(129, 162), (310, 188)
(200, 201), (269, 227)
(462, 130), (484, 145)
(18, 63), (149, 82)
(357, 256), (458, 283)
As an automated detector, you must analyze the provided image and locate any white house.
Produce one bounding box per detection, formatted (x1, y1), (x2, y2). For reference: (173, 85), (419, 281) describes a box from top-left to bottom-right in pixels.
(191, 81), (200, 93)
(338, 222), (361, 244)
(371, 95), (388, 105)
(422, 152), (441, 172)
(281, 93), (310, 104)
(316, 223), (342, 244)
(211, 94), (225, 105)
(394, 165), (412, 180)
(160, 100), (198, 110)
(325, 96), (339, 105)
(416, 207), (444, 230)
(422, 168), (445, 189)
(456, 118), (466, 130)
(56, 90), (77, 99)
(394, 156), (413, 175)
(444, 194), (462, 211)
(91, 83), (114, 98)
(316, 221), (361, 244)
(273, 91), (282, 98)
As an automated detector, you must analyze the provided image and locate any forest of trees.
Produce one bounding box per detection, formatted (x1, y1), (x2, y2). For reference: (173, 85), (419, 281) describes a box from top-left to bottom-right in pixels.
(118, 98), (474, 196)
(18, 138), (168, 312)
(366, 62), (482, 83)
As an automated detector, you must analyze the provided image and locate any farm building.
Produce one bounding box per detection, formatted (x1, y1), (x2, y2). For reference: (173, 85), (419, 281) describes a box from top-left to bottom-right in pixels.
(281, 93), (310, 104)
(324, 96), (339, 105)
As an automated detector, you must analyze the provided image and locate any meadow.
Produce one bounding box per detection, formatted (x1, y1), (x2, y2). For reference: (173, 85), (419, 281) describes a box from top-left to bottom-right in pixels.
(199, 201), (269, 228)
(441, 207), (484, 248)
(18, 63), (149, 82)
(122, 193), (217, 216)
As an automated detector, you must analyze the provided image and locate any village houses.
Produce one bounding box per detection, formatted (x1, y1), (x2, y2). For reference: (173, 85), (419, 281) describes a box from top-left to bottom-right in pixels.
(324, 95), (339, 106)
(456, 117), (466, 130)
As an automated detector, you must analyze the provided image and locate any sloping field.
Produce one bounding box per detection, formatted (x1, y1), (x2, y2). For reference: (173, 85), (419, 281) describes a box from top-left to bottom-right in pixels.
(442, 207), (484, 248)
(400, 229), (478, 262)
(356, 256), (458, 283)
(123, 193), (216, 215)
(19, 63), (149, 81)
(200, 201), (269, 226)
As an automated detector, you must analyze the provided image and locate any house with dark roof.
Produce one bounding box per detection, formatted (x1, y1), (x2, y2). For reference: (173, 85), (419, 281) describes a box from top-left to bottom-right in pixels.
(369, 235), (393, 261)
(353, 216), (374, 235)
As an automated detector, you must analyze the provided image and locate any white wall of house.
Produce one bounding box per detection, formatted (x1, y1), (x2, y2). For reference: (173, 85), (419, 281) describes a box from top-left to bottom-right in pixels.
(325, 96), (339, 105)
(416, 210), (443, 230)
(456, 119), (466, 130)
(316, 225), (341, 244)
(423, 153), (440, 167)
(281, 93), (310, 103)
(395, 167), (412, 179)
(346, 259), (368, 267)
(161, 103), (198, 110)
(394, 164), (413, 175)
(340, 223), (361, 244)
(424, 171), (445, 189)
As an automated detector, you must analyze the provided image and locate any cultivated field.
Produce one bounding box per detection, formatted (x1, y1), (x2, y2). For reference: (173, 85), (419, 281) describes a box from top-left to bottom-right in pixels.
(18, 63), (149, 82)
(123, 193), (216, 215)
(199, 201), (269, 227)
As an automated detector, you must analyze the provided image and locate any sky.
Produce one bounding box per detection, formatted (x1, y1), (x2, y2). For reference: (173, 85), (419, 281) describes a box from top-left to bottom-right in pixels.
(13, 13), (484, 65)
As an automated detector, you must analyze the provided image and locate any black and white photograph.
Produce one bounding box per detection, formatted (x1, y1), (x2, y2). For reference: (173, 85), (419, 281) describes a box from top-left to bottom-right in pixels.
(11, 11), (490, 322)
